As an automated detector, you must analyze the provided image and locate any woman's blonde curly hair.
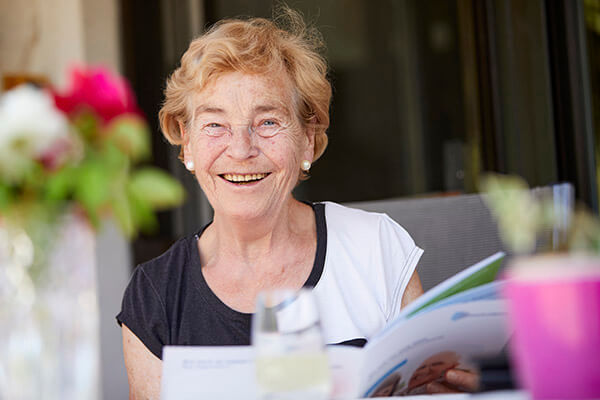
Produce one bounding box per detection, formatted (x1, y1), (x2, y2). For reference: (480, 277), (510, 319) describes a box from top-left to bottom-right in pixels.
(158, 7), (331, 172)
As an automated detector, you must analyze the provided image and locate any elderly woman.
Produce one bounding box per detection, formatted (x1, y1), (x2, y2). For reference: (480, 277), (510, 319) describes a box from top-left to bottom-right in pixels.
(117, 9), (477, 399)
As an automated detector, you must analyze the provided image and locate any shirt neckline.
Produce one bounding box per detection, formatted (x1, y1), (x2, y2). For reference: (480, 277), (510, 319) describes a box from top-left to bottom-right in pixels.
(187, 202), (327, 321)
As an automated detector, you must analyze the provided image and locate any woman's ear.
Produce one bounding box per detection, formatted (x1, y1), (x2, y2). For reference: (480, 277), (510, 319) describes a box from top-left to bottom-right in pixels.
(179, 121), (192, 162)
(303, 117), (317, 162)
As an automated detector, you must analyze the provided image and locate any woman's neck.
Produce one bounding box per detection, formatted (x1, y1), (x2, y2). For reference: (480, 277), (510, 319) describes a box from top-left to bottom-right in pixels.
(200, 198), (312, 270)
(198, 198), (317, 313)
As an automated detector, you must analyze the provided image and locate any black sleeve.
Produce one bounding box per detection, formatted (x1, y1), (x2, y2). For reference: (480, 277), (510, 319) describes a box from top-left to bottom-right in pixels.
(116, 266), (169, 359)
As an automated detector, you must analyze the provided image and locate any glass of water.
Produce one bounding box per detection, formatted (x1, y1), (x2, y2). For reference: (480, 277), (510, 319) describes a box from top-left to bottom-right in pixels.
(252, 288), (331, 400)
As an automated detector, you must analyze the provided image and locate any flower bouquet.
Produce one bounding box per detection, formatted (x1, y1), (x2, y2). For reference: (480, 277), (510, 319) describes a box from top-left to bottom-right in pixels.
(0, 66), (184, 399)
(481, 174), (600, 400)
(0, 67), (184, 237)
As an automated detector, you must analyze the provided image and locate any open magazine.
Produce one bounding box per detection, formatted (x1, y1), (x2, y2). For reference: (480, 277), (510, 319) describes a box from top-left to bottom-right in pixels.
(161, 252), (508, 400)
(329, 252), (508, 398)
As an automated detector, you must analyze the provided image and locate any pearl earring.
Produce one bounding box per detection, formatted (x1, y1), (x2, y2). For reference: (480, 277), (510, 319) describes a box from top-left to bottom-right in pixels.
(301, 160), (311, 171)
(185, 161), (194, 170)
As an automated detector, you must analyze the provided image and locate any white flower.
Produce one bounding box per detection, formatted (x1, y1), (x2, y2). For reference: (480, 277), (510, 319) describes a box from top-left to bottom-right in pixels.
(0, 85), (70, 182)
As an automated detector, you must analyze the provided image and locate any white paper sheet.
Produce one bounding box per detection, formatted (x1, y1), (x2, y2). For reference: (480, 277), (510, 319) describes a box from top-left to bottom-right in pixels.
(161, 346), (256, 400)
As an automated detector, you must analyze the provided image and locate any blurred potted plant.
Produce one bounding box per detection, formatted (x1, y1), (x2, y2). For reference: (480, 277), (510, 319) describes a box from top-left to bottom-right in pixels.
(0, 66), (184, 399)
(481, 174), (600, 400)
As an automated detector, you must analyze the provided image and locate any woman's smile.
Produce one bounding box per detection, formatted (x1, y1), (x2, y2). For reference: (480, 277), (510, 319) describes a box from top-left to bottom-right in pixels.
(219, 172), (271, 185)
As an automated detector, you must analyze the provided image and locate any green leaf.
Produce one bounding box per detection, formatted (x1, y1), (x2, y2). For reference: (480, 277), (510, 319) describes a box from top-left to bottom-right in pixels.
(22, 162), (47, 191)
(106, 116), (151, 162)
(110, 192), (135, 237)
(45, 167), (76, 203)
(128, 191), (159, 234)
(73, 161), (111, 224)
(0, 183), (13, 211)
(128, 168), (185, 210)
(99, 141), (129, 171)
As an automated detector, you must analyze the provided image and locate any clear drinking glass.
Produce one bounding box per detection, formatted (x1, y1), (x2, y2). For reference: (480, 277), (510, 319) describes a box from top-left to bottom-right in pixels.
(252, 288), (331, 400)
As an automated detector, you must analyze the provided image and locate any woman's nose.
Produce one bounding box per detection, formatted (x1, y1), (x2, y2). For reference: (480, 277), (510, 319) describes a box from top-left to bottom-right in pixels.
(227, 126), (259, 159)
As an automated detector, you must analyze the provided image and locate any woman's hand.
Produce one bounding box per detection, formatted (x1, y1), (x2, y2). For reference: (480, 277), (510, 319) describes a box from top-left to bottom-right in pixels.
(425, 368), (480, 394)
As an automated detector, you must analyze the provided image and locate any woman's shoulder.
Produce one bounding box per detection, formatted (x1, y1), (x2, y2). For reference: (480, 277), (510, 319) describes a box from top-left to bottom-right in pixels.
(320, 201), (412, 238)
(320, 201), (387, 219)
(319, 201), (419, 260)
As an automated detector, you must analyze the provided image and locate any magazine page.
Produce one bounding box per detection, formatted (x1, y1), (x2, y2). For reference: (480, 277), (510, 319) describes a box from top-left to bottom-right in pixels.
(359, 300), (508, 398)
(373, 252), (505, 341)
(398, 252), (505, 319)
(409, 280), (504, 318)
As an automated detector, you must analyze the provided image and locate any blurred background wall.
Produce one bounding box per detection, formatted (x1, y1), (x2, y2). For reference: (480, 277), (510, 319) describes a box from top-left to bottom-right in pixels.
(2, 0), (600, 399)
(0, 0), (121, 86)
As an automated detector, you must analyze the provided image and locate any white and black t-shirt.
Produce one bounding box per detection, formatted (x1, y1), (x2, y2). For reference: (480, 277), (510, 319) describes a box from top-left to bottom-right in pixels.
(117, 202), (423, 359)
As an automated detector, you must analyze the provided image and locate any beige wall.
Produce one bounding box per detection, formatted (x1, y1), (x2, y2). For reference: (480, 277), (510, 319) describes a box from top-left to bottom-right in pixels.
(0, 0), (121, 90)
(81, 0), (121, 70)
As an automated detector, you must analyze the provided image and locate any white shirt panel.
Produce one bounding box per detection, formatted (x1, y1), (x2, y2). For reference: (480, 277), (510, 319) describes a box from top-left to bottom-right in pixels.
(314, 202), (423, 344)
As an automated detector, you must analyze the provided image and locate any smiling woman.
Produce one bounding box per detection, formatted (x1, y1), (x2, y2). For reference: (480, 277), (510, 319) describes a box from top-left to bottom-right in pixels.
(116, 7), (433, 400)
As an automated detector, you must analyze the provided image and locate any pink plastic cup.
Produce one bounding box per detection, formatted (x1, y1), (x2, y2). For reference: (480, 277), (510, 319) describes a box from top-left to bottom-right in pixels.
(504, 255), (600, 399)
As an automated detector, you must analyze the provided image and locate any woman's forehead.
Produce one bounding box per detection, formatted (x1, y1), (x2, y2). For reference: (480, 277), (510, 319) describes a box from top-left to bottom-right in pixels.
(192, 100), (293, 121)
(191, 71), (297, 117)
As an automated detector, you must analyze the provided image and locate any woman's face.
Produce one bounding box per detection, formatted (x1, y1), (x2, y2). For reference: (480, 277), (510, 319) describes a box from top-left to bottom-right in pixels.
(182, 70), (314, 221)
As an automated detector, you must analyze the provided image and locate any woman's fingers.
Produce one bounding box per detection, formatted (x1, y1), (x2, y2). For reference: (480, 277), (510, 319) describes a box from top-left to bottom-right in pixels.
(421, 368), (480, 394)
(426, 381), (460, 394)
(425, 369), (480, 393)
(444, 368), (480, 391)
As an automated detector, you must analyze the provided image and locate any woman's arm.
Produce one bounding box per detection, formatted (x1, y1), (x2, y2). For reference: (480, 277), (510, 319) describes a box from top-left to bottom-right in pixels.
(401, 269), (424, 308)
(122, 324), (162, 400)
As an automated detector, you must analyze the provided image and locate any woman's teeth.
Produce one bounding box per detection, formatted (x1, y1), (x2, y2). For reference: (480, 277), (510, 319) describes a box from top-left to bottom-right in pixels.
(222, 173), (268, 183)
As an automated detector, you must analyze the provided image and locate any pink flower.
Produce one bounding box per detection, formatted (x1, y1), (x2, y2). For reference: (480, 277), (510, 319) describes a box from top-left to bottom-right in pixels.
(53, 66), (141, 123)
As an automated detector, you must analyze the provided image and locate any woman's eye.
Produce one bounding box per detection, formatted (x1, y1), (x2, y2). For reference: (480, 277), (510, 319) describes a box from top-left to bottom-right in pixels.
(255, 120), (281, 137)
(202, 123), (228, 137)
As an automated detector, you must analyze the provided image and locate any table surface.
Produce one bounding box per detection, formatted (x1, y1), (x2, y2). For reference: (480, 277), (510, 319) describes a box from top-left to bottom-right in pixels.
(373, 390), (529, 400)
